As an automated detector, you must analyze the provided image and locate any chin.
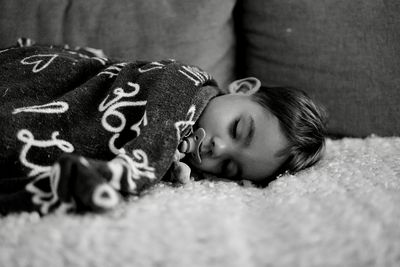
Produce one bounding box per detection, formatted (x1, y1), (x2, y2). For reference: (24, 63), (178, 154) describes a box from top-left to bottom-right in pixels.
(186, 157), (200, 170)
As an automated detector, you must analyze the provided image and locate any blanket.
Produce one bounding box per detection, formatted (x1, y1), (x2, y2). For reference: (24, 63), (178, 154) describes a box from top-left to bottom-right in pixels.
(0, 40), (220, 215)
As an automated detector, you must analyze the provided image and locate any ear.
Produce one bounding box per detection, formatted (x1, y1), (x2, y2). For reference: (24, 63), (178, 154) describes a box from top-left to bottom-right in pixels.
(228, 77), (261, 95)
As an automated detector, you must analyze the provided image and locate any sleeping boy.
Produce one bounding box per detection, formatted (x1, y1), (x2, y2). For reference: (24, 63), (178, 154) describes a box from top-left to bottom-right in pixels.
(0, 40), (326, 215)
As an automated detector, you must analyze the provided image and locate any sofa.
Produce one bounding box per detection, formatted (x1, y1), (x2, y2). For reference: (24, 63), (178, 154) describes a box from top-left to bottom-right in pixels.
(1, 1), (399, 267)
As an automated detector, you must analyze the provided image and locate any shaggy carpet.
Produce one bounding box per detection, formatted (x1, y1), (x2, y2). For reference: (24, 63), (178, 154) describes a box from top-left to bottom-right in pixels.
(0, 136), (399, 267)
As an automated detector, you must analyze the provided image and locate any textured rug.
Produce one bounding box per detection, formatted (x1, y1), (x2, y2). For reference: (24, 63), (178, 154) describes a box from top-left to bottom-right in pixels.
(1, 136), (399, 267)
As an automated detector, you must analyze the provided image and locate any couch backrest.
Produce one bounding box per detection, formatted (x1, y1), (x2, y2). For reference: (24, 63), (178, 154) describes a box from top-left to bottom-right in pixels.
(239, 0), (400, 137)
(0, 0), (237, 88)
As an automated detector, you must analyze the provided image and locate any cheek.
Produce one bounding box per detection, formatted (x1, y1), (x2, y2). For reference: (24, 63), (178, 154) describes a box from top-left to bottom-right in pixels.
(198, 99), (226, 130)
(188, 157), (218, 173)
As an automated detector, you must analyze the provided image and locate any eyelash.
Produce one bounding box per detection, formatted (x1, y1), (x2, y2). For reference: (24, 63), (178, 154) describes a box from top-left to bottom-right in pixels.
(225, 118), (241, 177)
(232, 119), (239, 139)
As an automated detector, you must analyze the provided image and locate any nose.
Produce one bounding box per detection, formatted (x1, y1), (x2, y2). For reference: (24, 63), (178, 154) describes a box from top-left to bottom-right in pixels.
(209, 136), (230, 158)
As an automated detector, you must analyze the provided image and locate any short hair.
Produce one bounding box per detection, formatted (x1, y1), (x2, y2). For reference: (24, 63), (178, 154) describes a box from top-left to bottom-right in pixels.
(251, 86), (327, 184)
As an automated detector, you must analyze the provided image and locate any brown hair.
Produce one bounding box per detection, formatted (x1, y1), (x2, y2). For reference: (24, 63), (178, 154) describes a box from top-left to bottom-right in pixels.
(251, 86), (327, 184)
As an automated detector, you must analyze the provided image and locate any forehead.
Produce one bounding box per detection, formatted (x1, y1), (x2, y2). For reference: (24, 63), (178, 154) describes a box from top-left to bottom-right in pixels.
(212, 93), (252, 107)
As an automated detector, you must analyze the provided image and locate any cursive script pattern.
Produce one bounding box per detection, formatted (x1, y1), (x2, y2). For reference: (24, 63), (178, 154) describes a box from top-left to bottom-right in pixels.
(174, 105), (197, 141)
(20, 54), (58, 73)
(17, 130), (74, 177)
(12, 101), (69, 114)
(178, 65), (211, 86)
(99, 82), (147, 154)
(25, 164), (75, 214)
(109, 150), (156, 193)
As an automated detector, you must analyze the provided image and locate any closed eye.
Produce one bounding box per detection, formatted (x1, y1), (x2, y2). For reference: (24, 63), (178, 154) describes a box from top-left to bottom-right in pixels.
(245, 116), (255, 147)
(231, 118), (240, 139)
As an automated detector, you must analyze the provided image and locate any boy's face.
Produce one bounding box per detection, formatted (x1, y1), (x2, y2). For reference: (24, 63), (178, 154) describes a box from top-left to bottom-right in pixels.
(188, 93), (289, 182)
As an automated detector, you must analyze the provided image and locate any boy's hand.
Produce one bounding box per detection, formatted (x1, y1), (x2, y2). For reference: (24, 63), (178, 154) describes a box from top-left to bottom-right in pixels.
(170, 161), (192, 184)
(167, 149), (192, 184)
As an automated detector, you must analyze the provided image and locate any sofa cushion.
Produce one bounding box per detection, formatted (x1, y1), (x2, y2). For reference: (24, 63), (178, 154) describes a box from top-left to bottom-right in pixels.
(0, 0), (236, 88)
(241, 0), (400, 137)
